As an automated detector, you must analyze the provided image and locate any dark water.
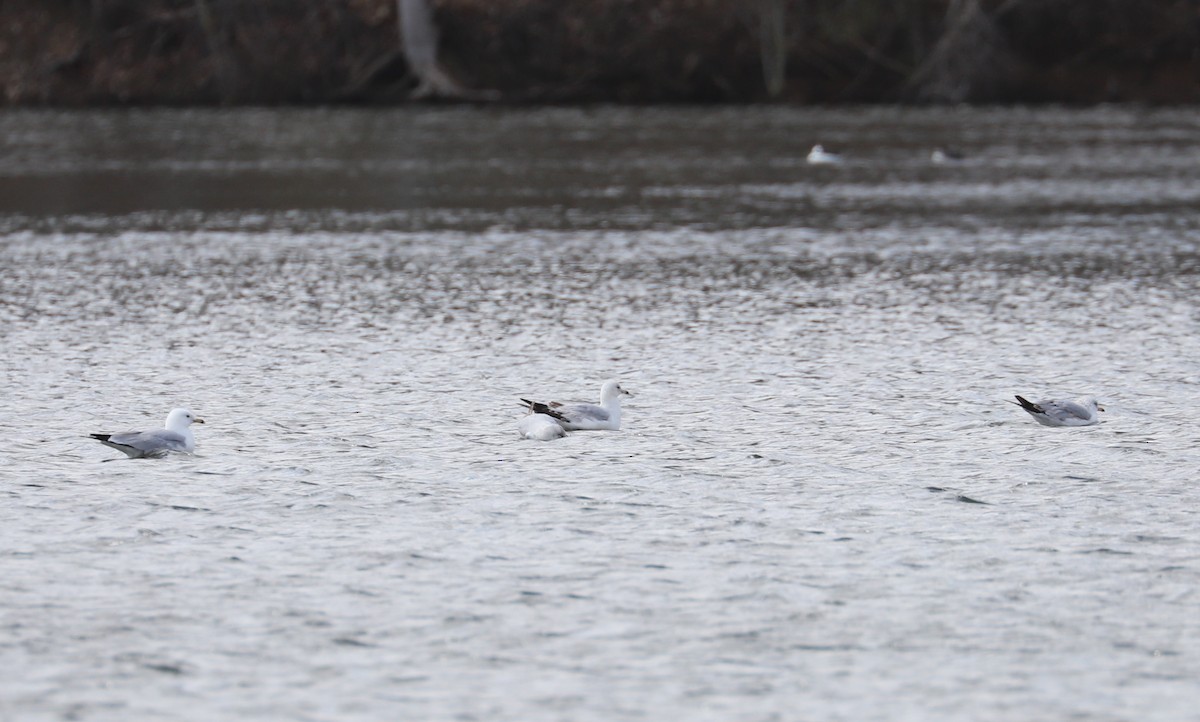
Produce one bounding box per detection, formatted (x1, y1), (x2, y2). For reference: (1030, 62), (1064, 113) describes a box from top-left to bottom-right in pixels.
(1, 106), (1199, 721)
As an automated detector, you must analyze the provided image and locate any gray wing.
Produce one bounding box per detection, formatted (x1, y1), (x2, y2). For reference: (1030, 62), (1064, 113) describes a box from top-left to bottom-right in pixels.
(106, 430), (190, 455)
(560, 403), (610, 423)
(1045, 400), (1091, 421)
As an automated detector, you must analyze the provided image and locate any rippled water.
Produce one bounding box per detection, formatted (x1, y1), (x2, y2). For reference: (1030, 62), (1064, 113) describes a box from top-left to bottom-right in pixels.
(2, 106), (1199, 721)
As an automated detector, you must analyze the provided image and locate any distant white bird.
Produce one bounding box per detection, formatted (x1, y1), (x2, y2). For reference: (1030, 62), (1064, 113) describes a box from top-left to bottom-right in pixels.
(806, 144), (842, 165)
(519, 380), (632, 431)
(89, 408), (205, 458)
(1012, 395), (1103, 427)
(931, 147), (966, 164)
(517, 413), (568, 441)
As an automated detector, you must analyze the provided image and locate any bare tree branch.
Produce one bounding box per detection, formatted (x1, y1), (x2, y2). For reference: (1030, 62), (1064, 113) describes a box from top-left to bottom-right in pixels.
(907, 0), (1012, 103)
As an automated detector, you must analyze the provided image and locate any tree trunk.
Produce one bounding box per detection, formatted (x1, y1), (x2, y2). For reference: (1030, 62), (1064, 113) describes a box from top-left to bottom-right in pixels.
(195, 0), (237, 103)
(397, 0), (465, 99)
(758, 0), (787, 98)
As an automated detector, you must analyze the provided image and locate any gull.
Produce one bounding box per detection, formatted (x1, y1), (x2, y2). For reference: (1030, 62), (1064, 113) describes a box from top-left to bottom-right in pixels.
(89, 408), (205, 458)
(519, 380), (632, 431)
(931, 147), (966, 164)
(1012, 395), (1103, 427)
(517, 413), (567, 441)
(806, 144), (842, 165)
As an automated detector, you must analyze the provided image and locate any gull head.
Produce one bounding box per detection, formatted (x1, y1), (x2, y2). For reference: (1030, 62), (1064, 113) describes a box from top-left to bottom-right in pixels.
(807, 145), (841, 164)
(600, 380), (632, 404)
(165, 408), (205, 431)
(1088, 398), (1104, 413)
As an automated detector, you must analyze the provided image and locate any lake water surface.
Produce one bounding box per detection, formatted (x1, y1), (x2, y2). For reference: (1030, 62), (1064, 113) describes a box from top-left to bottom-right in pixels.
(1, 106), (1199, 721)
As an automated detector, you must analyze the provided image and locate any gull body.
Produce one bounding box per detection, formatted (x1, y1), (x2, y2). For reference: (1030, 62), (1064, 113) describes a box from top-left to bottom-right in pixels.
(519, 380), (632, 431)
(1013, 395), (1102, 427)
(90, 408), (205, 458)
(518, 413), (568, 441)
(806, 144), (842, 165)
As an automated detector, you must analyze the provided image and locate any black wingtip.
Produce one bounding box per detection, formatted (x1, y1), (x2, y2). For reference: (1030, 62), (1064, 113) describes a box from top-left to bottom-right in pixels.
(522, 400), (569, 422)
(89, 433), (112, 442)
(1014, 395), (1042, 414)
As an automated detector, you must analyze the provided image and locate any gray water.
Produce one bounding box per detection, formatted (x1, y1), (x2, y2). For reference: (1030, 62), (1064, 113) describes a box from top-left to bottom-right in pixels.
(2, 106), (1199, 721)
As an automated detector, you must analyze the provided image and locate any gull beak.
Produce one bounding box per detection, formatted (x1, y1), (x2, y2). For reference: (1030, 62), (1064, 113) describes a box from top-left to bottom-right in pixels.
(194, 417), (206, 424)
(1097, 406), (1105, 413)
(622, 388), (633, 397)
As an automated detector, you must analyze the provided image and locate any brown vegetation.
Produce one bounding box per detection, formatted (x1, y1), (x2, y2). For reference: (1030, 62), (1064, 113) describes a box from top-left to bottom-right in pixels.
(2, 0), (1198, 105)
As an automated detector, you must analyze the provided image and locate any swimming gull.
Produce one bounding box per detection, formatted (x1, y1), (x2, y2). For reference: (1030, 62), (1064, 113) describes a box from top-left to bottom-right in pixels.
(1012, 395), (1103, 427)
(931, 147), (966, 164)
(518, 413), (568, 441)
(806, 144), (842, 165)
(89, 407), (205, 458)
(519, 379), (632, 431)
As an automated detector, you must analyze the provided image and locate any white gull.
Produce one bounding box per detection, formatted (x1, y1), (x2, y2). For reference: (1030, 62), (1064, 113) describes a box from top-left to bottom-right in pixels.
(89, 408), (205, 458)
(519, 380), (632, 431)
(806, 144), (842, 165)
(1012, 395), (1102, 427)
